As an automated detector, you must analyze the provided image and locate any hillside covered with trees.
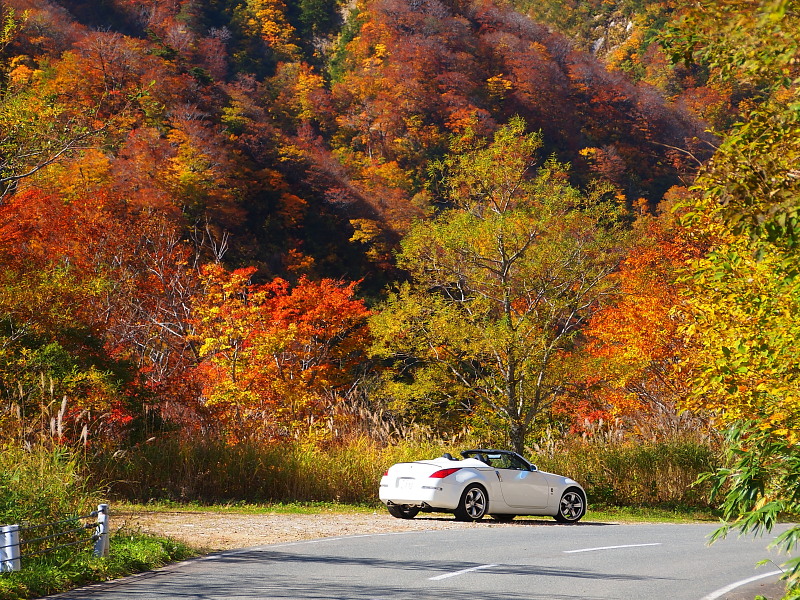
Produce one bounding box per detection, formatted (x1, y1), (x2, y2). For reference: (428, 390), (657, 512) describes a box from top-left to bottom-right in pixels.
(2, 0), (799, 592)
(0, 0), (713, 442)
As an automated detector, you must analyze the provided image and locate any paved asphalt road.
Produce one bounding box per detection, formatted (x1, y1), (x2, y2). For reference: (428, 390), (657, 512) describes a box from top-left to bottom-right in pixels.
(51, 520), (794, 600)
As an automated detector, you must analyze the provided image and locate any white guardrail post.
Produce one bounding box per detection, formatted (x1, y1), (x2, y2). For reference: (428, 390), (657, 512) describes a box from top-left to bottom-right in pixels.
(1, 524), (21, 572)
(93, 504), (109, 558)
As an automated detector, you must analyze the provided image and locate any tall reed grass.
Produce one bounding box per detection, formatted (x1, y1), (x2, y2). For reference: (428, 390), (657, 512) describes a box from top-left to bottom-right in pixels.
(93, 435), (450, 503)
(0, 446), (99, 525)
(92, 432), (719, 508)
(533, 436), (718, 507)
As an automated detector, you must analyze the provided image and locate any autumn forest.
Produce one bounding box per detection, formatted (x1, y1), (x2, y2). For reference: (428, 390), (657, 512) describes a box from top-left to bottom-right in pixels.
(1, 0), (800, 581)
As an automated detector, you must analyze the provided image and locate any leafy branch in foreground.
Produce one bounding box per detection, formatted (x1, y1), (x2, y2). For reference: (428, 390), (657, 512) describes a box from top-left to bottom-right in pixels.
(702, 419), (800, 596)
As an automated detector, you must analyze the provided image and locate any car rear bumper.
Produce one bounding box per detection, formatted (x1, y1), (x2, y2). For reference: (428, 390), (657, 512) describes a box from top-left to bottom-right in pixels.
(379, 476), (461, 510)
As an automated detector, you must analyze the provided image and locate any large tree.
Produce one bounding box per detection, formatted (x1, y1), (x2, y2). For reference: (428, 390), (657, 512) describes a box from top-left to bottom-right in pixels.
(370, 117), (630, 453)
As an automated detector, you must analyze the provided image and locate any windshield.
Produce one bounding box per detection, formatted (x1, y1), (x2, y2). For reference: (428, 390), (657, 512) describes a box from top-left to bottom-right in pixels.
(462, 451), (531, 470)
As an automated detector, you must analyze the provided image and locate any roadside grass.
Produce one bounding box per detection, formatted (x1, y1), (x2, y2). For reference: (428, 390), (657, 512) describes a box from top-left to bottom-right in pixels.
(585, 504), (719, 523)
(92, 435), (449, 504)
(93, 433), (719, 510)
(0, 531), (196, 600)
(115, 500), (378, 515)
(114, 500), (719, 523)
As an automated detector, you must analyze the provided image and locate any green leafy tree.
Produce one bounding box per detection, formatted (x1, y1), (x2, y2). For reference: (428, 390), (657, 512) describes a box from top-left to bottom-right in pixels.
(370, 118), (630, 453)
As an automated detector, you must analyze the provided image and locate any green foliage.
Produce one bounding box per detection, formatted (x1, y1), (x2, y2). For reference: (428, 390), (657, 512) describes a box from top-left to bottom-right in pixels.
(0, 88), (92, 200)
(0, 533), (195, 600)
(668, 0), (800, 246)
(663, 0), (799, 91)
(326, 6), (362, 83)
(293, 0), (340, 39)
(685, 95), (800, 248)
(702, 420), (800, 595)
(0, 5), (26, 61)
(427, 116), (544, 213)
(521, 0), (663, 55)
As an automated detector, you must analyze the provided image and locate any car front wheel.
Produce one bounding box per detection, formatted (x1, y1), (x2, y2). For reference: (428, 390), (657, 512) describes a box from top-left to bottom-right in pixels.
(454, 485), (488, 521)
(554, 488), (586, 523)
(387, 504), (420, 519)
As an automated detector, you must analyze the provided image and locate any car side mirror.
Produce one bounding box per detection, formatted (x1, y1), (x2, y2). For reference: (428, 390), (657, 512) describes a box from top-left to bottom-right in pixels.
(529, 464), (538, 471)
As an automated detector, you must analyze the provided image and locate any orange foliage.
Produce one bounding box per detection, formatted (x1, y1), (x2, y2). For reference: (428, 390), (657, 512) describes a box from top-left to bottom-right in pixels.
(0, 187), (205, 423)
(578, 190), (709, 434)
(192, 264), (371, 439)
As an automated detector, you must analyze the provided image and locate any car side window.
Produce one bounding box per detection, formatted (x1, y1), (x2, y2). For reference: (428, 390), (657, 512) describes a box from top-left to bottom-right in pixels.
(498, 454), (530, 471)
(485, 454), (519, 470)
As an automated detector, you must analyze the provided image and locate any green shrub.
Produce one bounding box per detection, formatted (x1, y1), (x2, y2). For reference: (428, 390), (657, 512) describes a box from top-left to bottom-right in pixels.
(0, 533), (195, 600)
(0, 446), (195, 600)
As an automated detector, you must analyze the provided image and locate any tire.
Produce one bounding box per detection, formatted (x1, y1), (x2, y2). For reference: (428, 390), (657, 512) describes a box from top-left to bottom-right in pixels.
(387, 504), (420, 519)
(553, 488), (586, 523)
(454, 485), (488, 521)
(490, 514), (516, 522)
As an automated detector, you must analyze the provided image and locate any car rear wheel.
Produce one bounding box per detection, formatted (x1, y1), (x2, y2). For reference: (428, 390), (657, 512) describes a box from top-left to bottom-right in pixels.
(554, 488), (586, 523)
(387, 504), (420, 519)
(454, 485), (488, 521)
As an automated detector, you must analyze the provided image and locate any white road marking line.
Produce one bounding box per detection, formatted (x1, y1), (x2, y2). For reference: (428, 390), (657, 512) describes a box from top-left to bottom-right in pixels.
(429, 564), (497, 581)
(699, 570), (783, 600)
(563, 542), (662, 554)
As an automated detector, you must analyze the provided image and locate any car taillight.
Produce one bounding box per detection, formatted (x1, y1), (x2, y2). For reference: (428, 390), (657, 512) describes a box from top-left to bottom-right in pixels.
(383, 470), (388, 476)
(430, 468), (460, 479)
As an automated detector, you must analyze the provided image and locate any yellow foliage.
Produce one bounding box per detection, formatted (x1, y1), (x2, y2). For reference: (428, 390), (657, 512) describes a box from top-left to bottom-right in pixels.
(682, 203), (800, 439)
(486, 74), (513, 100)
(31, 148), (111, 199)
(8, 58), (34, 88)
(243, 0), (300, 61)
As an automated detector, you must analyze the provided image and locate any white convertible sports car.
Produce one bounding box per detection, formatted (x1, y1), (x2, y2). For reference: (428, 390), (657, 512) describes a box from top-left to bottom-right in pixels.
(379, 449), (586, 523)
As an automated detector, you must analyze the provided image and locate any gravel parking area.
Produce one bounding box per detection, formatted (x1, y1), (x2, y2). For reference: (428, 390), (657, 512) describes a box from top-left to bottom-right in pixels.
(117, 510), (486, 551)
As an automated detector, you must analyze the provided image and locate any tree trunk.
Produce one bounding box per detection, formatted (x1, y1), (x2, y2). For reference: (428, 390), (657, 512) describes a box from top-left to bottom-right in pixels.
(509, 419), (527, 455)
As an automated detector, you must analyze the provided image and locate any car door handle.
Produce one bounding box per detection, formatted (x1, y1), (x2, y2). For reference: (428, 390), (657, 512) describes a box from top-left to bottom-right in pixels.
(495, 470), (502, 482)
